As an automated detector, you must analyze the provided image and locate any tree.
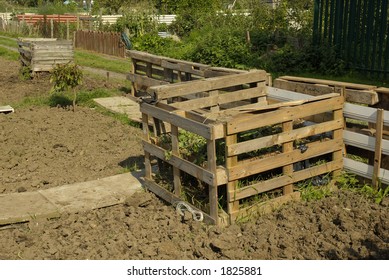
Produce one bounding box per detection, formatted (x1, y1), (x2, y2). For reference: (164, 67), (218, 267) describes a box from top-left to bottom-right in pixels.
(50, 63), (83, 112)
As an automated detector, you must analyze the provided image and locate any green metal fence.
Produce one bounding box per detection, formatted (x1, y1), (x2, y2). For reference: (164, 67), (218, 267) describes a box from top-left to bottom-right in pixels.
(313, 0), (389, 78)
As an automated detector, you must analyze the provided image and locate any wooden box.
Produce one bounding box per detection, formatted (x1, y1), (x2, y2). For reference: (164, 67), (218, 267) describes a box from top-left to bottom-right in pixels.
(18, 38), (74, 76)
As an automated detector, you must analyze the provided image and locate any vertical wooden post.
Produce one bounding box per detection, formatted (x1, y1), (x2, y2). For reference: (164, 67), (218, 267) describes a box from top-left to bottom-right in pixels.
(332, 88), (345, 179)
(207, 136), (218, 225)
(282, 120), (294, 195)
(130, 59), (138, 96)
(142, 113), (152, 179)
(209, 90), (220, 112)
(50, 19), (54, 38)
(226, 134), (239, 223)
(373, 108), (384, 189)
(66, 20), (70, 40)
(171, 125), (181, 196)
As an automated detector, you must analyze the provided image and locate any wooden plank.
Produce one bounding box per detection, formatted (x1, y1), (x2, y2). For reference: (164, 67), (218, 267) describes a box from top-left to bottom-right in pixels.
(232, 159), (343, 201)
(142, 113), (152, 180)
(127, 50), (163, 65)
(282, 120), (294, 194)
(171, 124), (181, 196)
(278, 75), (377, 90)
(227, 96), (343, 135)
(143, 141), (215, 185)
(140, 102), (213, 139)
(171, 87), (266, 111)
(127, 73), (169, 88)
(228, 119), (343, 156)
(206, 93), (339, 120)
(274, 78), (378, 105)
(230, 192), (300, 222)
(207, 138), (219, 224)
(161, 60), (205, 76)
(343, 158), (389, 185)
(229, 139), (343, 181)
(143, 178), (216, 225)
(149, 70), (267, 100)
(377, 87), (389, 94)
(226, 134), (239, 222)
(372, 109), (384, 188)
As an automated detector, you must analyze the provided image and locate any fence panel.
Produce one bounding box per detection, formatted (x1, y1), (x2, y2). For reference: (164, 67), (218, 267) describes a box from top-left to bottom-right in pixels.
(313, 0), (389, 78)
(74, 30), (125, 57)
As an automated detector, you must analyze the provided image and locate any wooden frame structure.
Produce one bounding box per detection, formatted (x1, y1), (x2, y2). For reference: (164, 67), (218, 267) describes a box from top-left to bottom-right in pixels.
(18, 38), (74, 76)
(140, 70), (344, 225)
(126, 50), (267, 97)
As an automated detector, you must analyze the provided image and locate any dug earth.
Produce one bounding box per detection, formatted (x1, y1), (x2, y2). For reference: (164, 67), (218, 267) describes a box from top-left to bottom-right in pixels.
(0, 57), (388, 260)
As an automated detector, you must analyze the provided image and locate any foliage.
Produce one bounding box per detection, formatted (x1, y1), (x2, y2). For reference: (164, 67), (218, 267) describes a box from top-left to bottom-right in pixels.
(19, 65), (31, 80)
(112, 8), (158, 37)
(169, 0), (221, 38)
(74, 50), (130, 73)
(37, 0), (78, 15)
(50, 63), (83, 111)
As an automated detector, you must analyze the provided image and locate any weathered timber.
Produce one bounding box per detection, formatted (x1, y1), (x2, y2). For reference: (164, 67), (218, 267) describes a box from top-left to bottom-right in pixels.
(17, 38), (74, 74)
(274, 77), (379, 105)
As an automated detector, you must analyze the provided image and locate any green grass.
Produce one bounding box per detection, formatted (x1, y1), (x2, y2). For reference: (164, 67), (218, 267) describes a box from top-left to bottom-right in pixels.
(0, 36), (18, 48)
(0, 46), (19, 61)
(74, 50), (131, 74)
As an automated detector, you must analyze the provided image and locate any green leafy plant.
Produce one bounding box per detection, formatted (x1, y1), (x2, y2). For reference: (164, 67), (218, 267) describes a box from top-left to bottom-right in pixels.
(50, 63), (83, 111)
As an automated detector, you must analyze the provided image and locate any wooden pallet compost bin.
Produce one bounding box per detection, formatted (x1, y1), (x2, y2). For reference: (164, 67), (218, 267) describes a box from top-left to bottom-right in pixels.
(18, 38), (74, 76)
(140, 70), (345, 225)
(126, 50), (270, 97)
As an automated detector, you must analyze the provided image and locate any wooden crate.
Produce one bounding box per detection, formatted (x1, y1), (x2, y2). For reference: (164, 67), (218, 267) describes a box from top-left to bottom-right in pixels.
(140, 70), (344, 225)
(18, 38), (74, 75)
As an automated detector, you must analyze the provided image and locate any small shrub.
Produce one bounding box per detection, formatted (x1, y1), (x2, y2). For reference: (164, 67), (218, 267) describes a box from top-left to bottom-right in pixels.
(50, 63), (83, 111)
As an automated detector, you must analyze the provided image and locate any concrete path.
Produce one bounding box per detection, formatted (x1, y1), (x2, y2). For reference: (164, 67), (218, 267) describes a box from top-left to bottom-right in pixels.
(94, 96), (142, 122)
(0, 171), (144, 225)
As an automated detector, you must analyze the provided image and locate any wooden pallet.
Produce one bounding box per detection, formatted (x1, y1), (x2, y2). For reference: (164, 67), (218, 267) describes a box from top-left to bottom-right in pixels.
(140, 70), (344, 225)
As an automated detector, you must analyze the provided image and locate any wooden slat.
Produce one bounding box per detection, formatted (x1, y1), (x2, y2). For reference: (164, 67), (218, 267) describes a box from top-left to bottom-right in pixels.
(230, 192), (300, 222)
(171, 87), (266, 111)
(232, 159), (343, 201)
(140, 102), (213, 139)
(228, 119), (343, 156)
(227, 96), (343, 134)
(278, 76), (377, 90)
(127, 50), (163, 65)
(143, 178), (216, 225)
(274, 77), (378, 105)
(143, 141), (215, 185)
(149, 70), (267, 100)
(228, 139), (343, 181)
(372, 109), (384, 188)
(127, 73), (169, 88)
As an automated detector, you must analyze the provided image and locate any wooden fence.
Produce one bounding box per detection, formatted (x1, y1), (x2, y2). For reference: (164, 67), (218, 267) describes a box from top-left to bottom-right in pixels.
(313, 0), (389, 78)
(74, 30), (125, 57)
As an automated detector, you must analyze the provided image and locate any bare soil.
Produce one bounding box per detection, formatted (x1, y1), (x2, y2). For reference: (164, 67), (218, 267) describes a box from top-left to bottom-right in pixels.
(0, 57), (388, 260)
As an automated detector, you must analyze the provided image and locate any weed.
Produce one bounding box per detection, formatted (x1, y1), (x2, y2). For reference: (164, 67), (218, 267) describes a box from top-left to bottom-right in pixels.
(19, 65), (32, 80)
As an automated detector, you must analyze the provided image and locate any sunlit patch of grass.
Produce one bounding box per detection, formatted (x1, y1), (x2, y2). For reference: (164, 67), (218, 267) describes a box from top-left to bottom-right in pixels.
(74, 50), (131, 74)
(0, 46), (19, 61)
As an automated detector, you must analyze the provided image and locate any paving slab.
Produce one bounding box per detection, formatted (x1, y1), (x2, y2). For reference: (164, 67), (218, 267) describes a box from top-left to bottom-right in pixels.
(40, 172), (144, 213)
(93, 96), (141, 122)
(0, 171), (144, 226)
(0, 192), (60, 225)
